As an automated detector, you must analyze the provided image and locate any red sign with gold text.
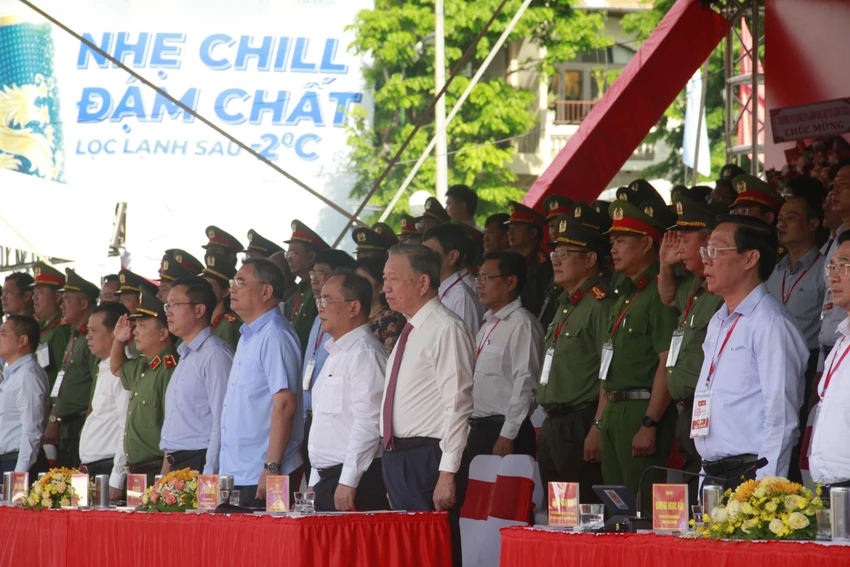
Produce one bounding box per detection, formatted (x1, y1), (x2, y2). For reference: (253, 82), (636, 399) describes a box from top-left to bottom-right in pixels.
(126, 474), (147, 508)
(197, 475), (220, 510)
(652, 484), (688, 532)
(548, 482), (579, 527)
(11, 473), (29, 504)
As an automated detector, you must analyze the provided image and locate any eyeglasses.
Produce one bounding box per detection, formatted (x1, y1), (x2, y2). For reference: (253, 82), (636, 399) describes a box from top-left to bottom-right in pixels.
(474, 274), (508, 284)
(163, 302), (198, 312)
(550, 249), (588, 261)
(699, 245), (738, 260)
(317, 297), (355, 309)
(309, 270), (329, 281)
(228, 278), (269, 290)
(825, 263), (850, 277)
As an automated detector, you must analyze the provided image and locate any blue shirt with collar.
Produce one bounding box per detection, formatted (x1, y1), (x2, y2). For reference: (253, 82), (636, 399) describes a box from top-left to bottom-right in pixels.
(303, 315), (331, 416)
(693, 283), (808, 478)
(0, 354), (49, 472)
(219, 308), (304, 485)
(766, 246), (825, 350)
(159, 326), (234, 474)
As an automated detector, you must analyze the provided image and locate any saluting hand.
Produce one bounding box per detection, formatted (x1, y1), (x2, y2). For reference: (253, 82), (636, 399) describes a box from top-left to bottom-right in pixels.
(659, 232), (682, 266)
(114, 314), (133, 343)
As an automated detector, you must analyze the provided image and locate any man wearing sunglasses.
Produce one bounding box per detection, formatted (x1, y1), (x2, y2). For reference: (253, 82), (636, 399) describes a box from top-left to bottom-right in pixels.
(694, 215), (808, 489)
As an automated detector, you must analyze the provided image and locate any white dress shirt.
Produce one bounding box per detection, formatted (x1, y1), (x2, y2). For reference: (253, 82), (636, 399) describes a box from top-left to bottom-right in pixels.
(380, 297), (475, 473)
(79, 359), (131, 489)
(0, 354), (48, 472)
(308, 324), (387, 488)
(458, 267), (479, 297)
(810, 316), (850, 485)
(472, 298), (544, 439)
(693, 284), (808, 478)
(439, 271), (483, 335)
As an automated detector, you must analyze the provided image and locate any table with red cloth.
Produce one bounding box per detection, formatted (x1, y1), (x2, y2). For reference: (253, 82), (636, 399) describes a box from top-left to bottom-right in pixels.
(0, 506), (451, 567)
(499, 527), (850, 567)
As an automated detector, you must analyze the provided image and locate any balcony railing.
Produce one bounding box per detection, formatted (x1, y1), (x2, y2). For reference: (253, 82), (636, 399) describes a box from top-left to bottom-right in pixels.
(553, 100), (598, 125)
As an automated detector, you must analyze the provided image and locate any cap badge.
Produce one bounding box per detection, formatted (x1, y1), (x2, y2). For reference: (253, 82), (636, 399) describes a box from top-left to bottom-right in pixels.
(356, 232), (367, 243)
(208, 228), (215, 238)
(509, 204), (516, 213)
(291, 221), (297, 231)
(175, 254), (183, 263)
(425, 199), (432, 211)
(162, 260), (169, 270)
(559, 219), (567, 233)
(208, 255), (216, 267)
(549, 201), (559, 211)
(630, 182), (639, 192)
(574, 207), (582, 218)
(644, 205), (654, 217)
(736, 180), (747, 193)
(401, 218), (408, 228)
(613, 207), (624, 221)
(34, 267), (41, 277)
(248, 231), (254, 242)
(119, 273), (126, 284)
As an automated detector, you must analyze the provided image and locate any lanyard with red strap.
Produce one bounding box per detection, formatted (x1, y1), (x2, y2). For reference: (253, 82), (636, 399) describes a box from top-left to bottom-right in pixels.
(609, 291), (640, 340)
(290, 289), (302, 319)
(476, 320), (501, 357)
(705, 314), (742, 386)
(311, 330), (326, 359)
(680, 278), (706, 325)
(440, 276), (464, 300)
(820, 337), (850, 398)
(780, 252), (821, 304)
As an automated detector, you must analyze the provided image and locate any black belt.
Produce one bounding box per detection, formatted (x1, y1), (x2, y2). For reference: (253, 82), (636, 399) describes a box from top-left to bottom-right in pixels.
(387, 436), (440, 451)
(468, 415), (504, 430)
(166, 450), (205, 466)
(81, 457), (114, 472)
(604, 388), (652, 402)
(0, 451), (19, 463)
(702, 453), (758, 475)
(127, 456), (164, 471)
(542, 401), (595, 419)
(317, 464), (344, 480)
(675, 397), (694, 415)
(57, 410), (88, 424)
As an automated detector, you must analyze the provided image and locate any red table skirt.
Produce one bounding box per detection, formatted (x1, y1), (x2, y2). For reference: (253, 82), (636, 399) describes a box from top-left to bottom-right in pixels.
(499, 527), (850, 567)
(0, 507), (451, 567)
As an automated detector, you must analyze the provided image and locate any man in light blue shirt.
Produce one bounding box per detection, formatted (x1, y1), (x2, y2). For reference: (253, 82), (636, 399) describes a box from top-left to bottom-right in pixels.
(302, 250), (353, 478)
(220, 258), (303, 508)
(0, 316), (49, 475)
(161, 277), (233, 475)
(696, 215), (807, 489)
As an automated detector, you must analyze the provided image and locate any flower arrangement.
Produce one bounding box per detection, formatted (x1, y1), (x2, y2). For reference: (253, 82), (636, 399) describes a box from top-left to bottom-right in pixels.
(23, 468), (83, 509)
(694, 477), (825, 540)
(139, 468), (199, 512)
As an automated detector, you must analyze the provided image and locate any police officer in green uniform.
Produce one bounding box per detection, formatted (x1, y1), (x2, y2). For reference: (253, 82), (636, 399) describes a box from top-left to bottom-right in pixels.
(158, 253), (197, 302)
(202, 225), (244, 268)
(352, 226), (395, 261)
(730, 174), (785, 226)
(118, 269), (158, 358)
(416, 196), (450, 234)
(245, 229), (285, 259)
(163, 249), (204, 275)
(29, 263), (72, 392)
(372, 222), (399, 248)
(657, 196), (725, 505)
(285, 220), (330, 355)
(538, 196), (573, 329)
(201, 251), (242, 351)
(44, 269), (100, 468)
(616, 179), (665, 206)
(506, 201), (553, 317)
(538, 216), (613, 505)
(110, 290), (178, 485)
(602, 200), (679, 512)
(397, 214), (418, 244)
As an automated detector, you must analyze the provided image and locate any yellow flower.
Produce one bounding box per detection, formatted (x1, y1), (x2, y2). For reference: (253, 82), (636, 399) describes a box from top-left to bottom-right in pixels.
(769, 519), (784, 535)
(788, 512), (809, 530)
(816, 486), (823, 497)
(785, 495), (803, 510)
(754, 486), (767, 499)
(726, 525), (735, 534)
(803, 507), (816, 516)
(741, 519), (756, 534)
(740, 502), (754, 515)
(32, 483), (42, 495)
(702, 513), (710, 524)
(765, 501), (777, 513)
(60, 498), (71, 507)
(711, 507), (728, 523)
(41, 496), (53, 508)
(812, 497), (823, 507)
(735, 480), (757, 502)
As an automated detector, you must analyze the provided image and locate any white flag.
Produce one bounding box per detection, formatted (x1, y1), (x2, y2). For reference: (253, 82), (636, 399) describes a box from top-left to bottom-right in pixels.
(683, 69), (711, 177)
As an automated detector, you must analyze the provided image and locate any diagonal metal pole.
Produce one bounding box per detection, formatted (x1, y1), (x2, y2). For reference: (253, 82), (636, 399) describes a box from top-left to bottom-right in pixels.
(18, 0), (365, 227)
(332, 0), (513, 246)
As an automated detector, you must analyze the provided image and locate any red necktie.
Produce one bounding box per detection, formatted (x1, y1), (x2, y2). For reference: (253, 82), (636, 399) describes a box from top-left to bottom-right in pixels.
(382, 322), (413, 449)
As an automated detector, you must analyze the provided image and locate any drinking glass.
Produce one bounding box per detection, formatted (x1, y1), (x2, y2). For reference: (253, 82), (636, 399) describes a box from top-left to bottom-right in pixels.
(302, 491), (316, 514)
(579, 504), (605, 530)
(294, 492), (305, 513)
(816, 509), (832, 541)
(229, 489), (241, 507)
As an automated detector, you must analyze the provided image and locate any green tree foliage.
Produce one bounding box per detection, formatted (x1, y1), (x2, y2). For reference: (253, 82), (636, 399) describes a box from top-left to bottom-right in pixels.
(622, 1), (748, 184)
(346, 0), (610, 224)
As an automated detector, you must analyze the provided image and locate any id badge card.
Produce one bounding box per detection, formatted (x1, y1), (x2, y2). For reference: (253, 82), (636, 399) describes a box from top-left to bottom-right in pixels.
(540, 347), (554, 385)
(50, 370), (66, 398)
(36, 343), (50, 368)
(666, 329), (685, 368)
(598, 340), (613, 381)
(690, 391), (713, 438)
(302, 358), (316, 391)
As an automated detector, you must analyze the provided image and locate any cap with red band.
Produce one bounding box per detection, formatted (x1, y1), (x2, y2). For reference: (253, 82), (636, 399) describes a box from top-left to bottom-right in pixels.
(285, 220), (330, 251)
(30, 262), (65, 288)
(543, 195), (573, 220)
(202, 226), (244, 253)
(505, 201), (545, 227)
(732, 174), (785, 214)
(606, 199), (666, 244)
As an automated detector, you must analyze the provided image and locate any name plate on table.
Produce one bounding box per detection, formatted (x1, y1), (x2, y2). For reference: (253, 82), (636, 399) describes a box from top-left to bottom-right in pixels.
(548, 482), (578, 528)
(197, 475), (220, 510)
(71, 474), (89, 507)
(652, 484), (688, 532)
(266, 476), (290, 512)
(11, 472), (29, 504)
(126, 474), (147, 508)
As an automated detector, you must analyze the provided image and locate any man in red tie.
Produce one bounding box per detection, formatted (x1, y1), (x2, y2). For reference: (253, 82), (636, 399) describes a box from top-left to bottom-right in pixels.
(380, 243), (475, 566)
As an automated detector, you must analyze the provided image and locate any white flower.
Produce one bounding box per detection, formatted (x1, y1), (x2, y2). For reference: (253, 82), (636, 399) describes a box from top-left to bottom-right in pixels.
(741, 519), (756, 534)
(711, 506), (728, 523)
(785, 495), (803, 510)
(789, 512), (810, 530)
(727, 500), (742, 518)
(769, 518), (785, 535)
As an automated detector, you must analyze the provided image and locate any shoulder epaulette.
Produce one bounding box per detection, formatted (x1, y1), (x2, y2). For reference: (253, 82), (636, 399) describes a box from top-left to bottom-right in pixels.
(224, 313), (238, 323)
(150, 355), (162, 370)
(164, 354), (177, 369)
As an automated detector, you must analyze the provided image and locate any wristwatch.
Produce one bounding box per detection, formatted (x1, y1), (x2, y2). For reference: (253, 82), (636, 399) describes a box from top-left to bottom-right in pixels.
(641, 415), (660, 428)
(49, 415), (58, 424)
(593, 419), (603, 431)
(264, 462), (280, 474)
